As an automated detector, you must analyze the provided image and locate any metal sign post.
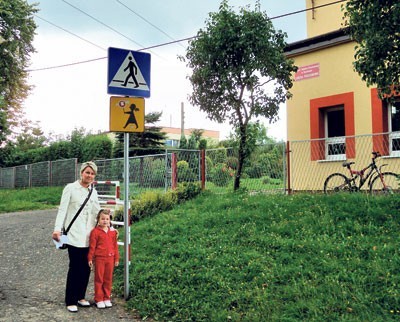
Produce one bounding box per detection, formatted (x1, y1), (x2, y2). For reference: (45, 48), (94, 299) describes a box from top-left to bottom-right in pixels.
(108, 47), (150, 300)
(123, 132), (130, 300)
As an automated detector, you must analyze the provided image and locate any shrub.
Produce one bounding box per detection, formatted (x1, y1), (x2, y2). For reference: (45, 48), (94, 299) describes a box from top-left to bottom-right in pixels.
(210, 163), (234, 187)
(177, 160), (197, 182)
(226, 156), (239, 170)
(244, 163), (264, 178)
(175, 182), (202, 202)
(124, 182), (202, 222)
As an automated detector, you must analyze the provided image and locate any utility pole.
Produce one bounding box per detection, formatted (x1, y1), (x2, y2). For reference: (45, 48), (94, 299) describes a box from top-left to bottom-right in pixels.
(181, 102), (185, 135)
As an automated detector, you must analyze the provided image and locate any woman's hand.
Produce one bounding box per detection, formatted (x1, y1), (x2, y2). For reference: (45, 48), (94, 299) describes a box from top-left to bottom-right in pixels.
(52, 231), (61, 242)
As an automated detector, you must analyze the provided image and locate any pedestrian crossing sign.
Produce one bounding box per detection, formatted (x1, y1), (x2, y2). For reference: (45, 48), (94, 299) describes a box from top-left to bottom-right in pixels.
(107, 47), (151, 98)
(109, 96), (145, 133)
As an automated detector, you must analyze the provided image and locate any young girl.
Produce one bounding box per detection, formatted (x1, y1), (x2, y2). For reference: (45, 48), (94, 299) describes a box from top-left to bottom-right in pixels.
(88, 209), (120, 309)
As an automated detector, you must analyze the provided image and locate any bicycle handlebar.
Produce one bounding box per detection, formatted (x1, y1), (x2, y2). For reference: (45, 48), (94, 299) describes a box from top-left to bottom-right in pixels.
(372, 151), (381, 159)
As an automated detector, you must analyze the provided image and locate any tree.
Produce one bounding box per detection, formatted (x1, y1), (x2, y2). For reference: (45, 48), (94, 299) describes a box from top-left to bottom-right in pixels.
(68, 127), (87, 161)
(114, 111), (167, 157)
(0, 0), (37, 144)
(178, 134), (187, 149)
(187, 129), (205, 149)
(343, 0), (400, 98)
(184, 0), (297, 190)
(13, 119), (47, 151)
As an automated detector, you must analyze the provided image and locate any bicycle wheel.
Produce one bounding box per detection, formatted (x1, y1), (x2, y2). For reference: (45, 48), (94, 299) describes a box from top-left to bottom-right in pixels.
(324, 173), (351, 194)
(369, 172), (400, 195)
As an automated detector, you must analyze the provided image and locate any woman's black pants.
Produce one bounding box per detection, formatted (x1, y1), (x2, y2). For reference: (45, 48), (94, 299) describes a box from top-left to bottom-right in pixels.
(65, 245), (90, 306)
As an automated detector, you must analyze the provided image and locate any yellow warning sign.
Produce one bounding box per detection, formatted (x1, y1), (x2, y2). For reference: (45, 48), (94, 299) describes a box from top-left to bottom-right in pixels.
(109, 96), (145, 133)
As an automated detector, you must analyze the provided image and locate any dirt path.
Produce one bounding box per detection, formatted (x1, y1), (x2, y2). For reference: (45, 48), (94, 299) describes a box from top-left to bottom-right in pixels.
(0, 209), (141, 322)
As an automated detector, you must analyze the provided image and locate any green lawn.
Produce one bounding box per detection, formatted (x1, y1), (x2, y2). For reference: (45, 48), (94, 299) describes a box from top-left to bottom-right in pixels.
(0, 186), (63, 213)
(114, 192), (400, 321)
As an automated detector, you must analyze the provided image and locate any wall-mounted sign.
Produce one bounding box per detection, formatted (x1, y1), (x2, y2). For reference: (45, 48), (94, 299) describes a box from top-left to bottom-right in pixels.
(295, 63), (320, 81)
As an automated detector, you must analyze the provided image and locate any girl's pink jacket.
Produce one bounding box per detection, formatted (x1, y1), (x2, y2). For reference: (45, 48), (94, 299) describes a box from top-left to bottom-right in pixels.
(88, 226), (119, 263)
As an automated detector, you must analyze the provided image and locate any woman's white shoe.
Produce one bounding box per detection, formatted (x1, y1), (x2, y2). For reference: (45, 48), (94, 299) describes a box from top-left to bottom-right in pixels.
(67, 305), (78, 312)
(77, 299), (91, 307)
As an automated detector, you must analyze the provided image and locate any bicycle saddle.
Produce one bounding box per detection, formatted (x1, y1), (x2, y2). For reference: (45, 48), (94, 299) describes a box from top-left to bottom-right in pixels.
(342, 161), (355, 167)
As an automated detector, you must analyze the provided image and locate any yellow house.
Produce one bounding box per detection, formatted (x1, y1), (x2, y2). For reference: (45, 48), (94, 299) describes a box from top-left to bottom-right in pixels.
(285, 0), (400, 191)
(161, 126), (220, 147)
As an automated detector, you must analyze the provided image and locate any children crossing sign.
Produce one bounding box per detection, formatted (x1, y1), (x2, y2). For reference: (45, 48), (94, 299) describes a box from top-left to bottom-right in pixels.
(109, 96), (145, 133)
(107, 47), (151, 98)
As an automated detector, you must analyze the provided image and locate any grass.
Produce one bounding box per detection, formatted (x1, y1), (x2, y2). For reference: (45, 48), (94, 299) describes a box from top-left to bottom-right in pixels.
(2, 187), (400, 321)
(113, 191), (400, 321)
(0, 186), (63, 213)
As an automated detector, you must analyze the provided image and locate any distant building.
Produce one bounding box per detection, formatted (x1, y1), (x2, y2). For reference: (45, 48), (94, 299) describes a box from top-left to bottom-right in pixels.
(161, 127), (220, 147)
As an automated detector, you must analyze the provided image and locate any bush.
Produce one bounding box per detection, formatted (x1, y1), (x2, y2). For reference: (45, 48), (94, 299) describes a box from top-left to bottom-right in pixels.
(226, 156), (239, 170)
(175, 181), (202, 202)
(177, 160), (197, 182)
(244, 163), (264, 178)
(209, 163), (234, 187)
(126, 182), (202, 222)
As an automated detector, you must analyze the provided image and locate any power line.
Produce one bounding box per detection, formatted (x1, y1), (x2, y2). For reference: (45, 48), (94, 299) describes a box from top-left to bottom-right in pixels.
(270, 0), (345, 20)
(28, 0), (346, 72)
(34, 14), (107, 52)
(115, 0), (185, 49)
(26, 36), (194, 72)
(60, 0), (146, 49)
(27, 56), (106, 72)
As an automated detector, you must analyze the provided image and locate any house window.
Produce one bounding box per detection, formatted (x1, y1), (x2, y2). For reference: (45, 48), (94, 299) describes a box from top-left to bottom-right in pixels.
(165, 139), (179, 147)
(389, 100), (400, 155)
(310, 92), (355, 161)
(325, 107), (346, 160)
(371, 88), (400, 156)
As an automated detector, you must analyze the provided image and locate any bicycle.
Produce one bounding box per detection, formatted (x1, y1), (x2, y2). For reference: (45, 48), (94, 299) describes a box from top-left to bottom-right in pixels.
(323, 152), (399, 194)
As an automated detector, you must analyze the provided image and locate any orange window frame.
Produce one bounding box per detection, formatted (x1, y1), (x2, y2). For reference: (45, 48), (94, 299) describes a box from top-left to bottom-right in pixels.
(371, 88), (390, 155)
(310, 92), (355, 161)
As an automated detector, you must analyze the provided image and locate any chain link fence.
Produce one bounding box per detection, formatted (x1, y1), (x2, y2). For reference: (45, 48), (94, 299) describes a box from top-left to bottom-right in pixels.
(1, 158), (78, 189)
(3, 134), (396, 194)
(289, 133), (400, 192)
(0, 146), (287, 194)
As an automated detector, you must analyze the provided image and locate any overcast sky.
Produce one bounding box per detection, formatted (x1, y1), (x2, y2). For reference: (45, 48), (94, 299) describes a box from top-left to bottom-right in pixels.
(24, 0), (307, 141)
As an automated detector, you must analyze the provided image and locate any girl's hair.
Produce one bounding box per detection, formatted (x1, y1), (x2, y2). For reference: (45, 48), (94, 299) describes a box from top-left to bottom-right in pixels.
(96, 208), (112, 225)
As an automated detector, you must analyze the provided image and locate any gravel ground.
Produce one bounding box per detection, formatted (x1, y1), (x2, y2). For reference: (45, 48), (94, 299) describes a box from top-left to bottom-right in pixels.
(0, 209), (142, 322)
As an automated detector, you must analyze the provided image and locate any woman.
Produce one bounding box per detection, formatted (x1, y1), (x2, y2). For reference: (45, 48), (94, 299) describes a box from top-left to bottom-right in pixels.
(52, 161), (101, 313)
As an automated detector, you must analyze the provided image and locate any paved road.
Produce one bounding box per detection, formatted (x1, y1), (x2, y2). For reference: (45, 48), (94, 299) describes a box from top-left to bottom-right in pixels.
(0, 209), (140, 322)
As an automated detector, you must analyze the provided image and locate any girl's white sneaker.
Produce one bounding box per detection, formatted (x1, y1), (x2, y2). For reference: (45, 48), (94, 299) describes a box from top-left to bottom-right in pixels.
(104, 300), (112, 308)
(96, 301), (106, 309)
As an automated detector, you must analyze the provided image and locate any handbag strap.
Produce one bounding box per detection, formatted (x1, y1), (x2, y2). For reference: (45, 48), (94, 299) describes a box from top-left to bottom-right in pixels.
(64, 184), (93, 233)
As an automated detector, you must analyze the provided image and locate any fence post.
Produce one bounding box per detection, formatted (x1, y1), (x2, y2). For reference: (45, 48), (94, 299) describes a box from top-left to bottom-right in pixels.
(171, 153), (177, 190)
(201, 149), (205, 190)
(286, 141), (292, 194)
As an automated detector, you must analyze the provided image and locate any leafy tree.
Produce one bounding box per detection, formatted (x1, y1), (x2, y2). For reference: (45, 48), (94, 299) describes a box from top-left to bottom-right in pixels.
(187, 129), (206, 149)
(114, 111), (167, 157)
(0, 0), (37, 144)
(198, 138), (207, 150)
(225, 121), (275, 151)
(81, 134), (113, 161)
(184, 0), (296, 190)
(187, 135), (197, 150)
(179, 133), (187, 149)
(0, 142), (15, 167)
(190, 129), (204, 143)
(68, 127), (87, 161)
(13, 119), (47, 151)
(343, 0), (399, 98)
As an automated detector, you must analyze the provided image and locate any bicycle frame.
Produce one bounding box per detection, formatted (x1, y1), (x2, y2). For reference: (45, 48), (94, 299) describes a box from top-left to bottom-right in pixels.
(344, 152), (387, 190)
